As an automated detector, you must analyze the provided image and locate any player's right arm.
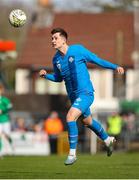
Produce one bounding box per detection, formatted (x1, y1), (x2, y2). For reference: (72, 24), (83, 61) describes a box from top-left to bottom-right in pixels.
(39, 63), (63, 82)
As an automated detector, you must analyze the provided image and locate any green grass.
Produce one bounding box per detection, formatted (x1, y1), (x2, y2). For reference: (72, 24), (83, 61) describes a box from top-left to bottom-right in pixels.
(0, 152), (139, 179)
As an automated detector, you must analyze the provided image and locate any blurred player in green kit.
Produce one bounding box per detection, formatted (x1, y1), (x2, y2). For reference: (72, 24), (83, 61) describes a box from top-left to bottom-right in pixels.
(0, 84), (13, 157)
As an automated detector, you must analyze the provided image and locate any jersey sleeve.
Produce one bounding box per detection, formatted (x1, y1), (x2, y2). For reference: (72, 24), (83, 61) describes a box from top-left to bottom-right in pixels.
(45, 62), (63, 82)
(81, 45), (119, 70)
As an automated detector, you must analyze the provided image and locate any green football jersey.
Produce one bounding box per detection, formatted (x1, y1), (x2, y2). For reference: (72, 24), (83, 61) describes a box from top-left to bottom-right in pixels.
(0, 96), (12, 123)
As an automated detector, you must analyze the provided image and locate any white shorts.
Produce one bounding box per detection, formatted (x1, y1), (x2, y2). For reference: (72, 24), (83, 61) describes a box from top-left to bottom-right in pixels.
(0, 122), (11, 135)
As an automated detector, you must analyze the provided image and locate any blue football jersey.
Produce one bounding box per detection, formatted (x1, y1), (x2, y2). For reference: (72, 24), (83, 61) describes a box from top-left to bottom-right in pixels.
(46, 44), (118, 98)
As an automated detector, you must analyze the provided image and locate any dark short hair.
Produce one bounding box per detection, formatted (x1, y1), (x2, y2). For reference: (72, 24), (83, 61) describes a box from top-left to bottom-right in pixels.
(51, 28), (68, 40)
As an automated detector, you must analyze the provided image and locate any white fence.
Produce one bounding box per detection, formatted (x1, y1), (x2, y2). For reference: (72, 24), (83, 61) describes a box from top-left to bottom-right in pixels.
(1, 132), (50, 156)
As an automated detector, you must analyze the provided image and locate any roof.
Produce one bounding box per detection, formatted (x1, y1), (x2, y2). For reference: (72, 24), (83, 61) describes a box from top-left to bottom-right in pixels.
(17, 12), (134, 69)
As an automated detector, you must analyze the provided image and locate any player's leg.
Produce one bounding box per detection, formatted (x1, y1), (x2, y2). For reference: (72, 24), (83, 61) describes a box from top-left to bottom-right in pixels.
(0, 135), (2, 155)
(0, 124), (3, 157)
(64, 106), (82, 165)
(83, 114), (109, 140)
(3, 122), (14, 155)
(82, 113), (115, 156)
(65, 94), (94, 165)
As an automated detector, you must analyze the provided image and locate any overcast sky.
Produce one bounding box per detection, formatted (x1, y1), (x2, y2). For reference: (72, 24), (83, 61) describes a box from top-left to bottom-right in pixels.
(0, 0), (124, 13)
(0, 0), (118, 7)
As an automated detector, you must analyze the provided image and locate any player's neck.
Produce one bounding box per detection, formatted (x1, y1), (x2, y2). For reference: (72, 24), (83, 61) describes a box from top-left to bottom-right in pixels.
(59, 44), (69, 56)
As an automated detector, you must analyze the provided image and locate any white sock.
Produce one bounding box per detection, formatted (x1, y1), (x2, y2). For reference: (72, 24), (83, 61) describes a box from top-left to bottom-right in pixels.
(104, 136), (113, 146)
(69, 149), (76, 156)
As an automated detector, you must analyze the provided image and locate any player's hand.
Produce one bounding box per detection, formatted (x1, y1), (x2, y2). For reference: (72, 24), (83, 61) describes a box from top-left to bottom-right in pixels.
(116, 66), (124, 75)
(39, 69), (47, 78)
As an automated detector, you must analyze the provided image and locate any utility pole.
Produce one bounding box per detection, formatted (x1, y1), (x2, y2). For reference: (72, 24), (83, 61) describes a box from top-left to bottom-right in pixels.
(132, 0), (139, 99)
(115, 30), (124, 99)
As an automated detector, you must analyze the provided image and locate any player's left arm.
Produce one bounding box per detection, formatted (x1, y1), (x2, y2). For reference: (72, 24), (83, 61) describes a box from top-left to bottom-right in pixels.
(0, 98), (13, 114)
(82, 45), (124, 73)
(115, 66), (124, 74)
(4, 98), (13, 112)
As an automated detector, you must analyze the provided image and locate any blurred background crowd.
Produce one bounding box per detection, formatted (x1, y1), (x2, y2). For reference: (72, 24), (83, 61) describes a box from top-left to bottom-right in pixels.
(0, 0), (139, 156)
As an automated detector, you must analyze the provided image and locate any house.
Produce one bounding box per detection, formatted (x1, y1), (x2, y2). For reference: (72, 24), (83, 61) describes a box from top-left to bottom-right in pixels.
(16, 12), (136, 113)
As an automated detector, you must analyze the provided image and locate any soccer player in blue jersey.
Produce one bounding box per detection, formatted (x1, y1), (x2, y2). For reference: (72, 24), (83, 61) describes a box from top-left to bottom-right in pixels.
(39, 28), (124, 165)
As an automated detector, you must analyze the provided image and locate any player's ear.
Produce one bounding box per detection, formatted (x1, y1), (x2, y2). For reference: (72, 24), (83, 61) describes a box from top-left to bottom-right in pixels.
(62, 36), (67, 43)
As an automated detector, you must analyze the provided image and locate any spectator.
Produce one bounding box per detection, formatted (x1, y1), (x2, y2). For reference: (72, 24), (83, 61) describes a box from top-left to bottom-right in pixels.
(13, 117), (27, 132)
(121, 112), (136, 149)
(44, 111), (64, 153)
(33, 123), (49, 142)
(107, 112), (123, 140)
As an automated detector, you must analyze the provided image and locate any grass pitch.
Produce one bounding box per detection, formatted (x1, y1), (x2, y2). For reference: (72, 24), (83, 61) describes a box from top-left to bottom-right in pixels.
(0, 152), (139, 179)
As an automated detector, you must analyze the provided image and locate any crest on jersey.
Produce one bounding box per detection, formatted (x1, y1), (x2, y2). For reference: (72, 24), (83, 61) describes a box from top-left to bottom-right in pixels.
(76, 97), (82, 102)
(68, 56), (74, 63)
